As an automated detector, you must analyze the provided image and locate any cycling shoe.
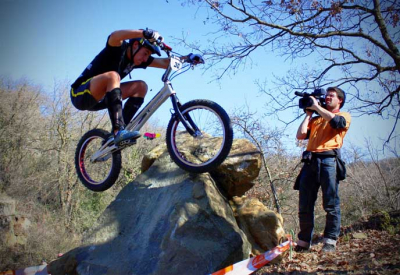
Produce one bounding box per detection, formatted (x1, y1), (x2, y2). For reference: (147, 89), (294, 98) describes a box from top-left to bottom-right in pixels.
(114, 129), (141, 146)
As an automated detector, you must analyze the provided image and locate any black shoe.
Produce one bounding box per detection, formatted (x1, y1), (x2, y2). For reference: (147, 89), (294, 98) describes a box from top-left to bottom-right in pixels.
(321, 243), (336, 253)
(294, 245), (310, 253)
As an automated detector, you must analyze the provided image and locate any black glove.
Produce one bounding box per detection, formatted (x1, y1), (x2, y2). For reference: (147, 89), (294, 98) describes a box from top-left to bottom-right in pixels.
(142, 28), (161, 43)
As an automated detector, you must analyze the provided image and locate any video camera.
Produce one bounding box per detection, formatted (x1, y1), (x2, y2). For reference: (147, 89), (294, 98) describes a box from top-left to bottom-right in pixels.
(295, 88), (326, 109)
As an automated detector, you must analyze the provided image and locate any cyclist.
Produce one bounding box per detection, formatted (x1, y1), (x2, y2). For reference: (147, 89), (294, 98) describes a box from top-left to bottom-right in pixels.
(70, 28), (170, 146)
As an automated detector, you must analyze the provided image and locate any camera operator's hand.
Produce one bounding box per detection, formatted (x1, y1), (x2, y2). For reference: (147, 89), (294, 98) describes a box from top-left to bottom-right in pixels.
(306, 96), (319, 111)
(304, 109), (314, 116)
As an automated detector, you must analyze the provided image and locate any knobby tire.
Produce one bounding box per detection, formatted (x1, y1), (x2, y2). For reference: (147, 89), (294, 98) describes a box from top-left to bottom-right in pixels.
(166, 99), (233, 173)
(75, 129), (121, 191)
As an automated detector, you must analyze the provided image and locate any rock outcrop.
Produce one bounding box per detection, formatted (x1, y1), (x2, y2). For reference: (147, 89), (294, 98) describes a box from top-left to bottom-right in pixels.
(0, 194), (31, 248)
(230, 196), (285, 255)
(48, 137), (284, 275)
(142, 139), (262, 198)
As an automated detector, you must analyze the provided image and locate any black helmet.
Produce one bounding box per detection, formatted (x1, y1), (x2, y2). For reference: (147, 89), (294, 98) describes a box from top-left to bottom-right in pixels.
(129, 38), (161, 56)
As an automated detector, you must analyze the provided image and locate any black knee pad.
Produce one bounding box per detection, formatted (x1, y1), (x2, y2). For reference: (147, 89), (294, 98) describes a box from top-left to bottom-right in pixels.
(105, 88), (122, 105)
(105, 88), (124, 132)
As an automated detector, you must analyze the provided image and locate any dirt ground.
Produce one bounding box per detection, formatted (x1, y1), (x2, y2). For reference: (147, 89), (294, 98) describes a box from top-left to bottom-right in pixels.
(255, 229), (400, 275)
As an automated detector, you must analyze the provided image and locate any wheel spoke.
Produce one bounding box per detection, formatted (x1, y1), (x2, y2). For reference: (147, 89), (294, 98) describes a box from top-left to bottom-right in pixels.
(75, 129), (122, 191)
(79, 136), (113, 184)
(167, 100), (233, 173)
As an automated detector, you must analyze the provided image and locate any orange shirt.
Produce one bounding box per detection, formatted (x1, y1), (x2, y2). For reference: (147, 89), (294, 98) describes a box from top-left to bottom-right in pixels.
(306, 112), (351, 152)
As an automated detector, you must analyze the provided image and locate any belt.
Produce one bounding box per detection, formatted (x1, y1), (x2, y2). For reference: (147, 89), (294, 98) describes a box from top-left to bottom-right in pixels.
(311, 150), (336, 158)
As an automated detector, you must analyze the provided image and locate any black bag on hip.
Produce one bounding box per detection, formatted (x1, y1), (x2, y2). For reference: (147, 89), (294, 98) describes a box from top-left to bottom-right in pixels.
(333, 149), (346, 181)
(294, 166), (302, 190)
(336, 157), (346, 181)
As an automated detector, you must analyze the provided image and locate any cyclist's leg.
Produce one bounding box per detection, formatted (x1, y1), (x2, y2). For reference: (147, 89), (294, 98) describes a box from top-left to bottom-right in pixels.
(121, 80), (147, 99)
(121, 81), (147, 124)
(89, 71), (121, 101)
(86, 74), (141, 145)
(89, 72), (125, 135)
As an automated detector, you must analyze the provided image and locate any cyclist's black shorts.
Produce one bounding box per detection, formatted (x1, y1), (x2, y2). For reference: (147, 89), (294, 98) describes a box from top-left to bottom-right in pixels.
(70, 78), (107, 111)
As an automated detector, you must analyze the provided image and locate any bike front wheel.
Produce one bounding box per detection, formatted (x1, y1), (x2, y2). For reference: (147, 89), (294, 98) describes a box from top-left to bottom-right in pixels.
(75, 129), (121, 192)
(166, 99), (233, 173)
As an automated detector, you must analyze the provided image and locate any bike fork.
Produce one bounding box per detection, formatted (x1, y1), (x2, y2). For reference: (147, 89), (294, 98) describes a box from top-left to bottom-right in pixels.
(170, 95), (201, 137)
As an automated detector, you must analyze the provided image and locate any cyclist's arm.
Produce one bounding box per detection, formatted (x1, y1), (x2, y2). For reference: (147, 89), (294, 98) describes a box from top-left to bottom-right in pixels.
(148, 58), (170, 69)
(108, 30), (143, 46)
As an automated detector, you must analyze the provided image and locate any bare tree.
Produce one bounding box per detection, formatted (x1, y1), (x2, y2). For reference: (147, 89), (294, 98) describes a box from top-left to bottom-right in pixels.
(230, 105), (301, 227)
(0, 79), (45, 193)
(340, 140), (399, 227)
(179, 0), (400, 139)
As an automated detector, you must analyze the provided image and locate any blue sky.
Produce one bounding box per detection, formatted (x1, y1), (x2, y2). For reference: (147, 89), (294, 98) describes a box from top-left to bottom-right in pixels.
(0, 0), (398, 159)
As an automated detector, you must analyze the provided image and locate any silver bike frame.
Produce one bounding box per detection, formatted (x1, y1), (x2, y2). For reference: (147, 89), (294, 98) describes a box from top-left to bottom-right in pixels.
(125, 81), (175, 132)
(90, 56), (182, 162)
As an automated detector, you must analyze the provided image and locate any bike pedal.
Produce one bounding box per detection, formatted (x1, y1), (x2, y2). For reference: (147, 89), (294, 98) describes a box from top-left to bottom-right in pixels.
(117, 138), (137, 147)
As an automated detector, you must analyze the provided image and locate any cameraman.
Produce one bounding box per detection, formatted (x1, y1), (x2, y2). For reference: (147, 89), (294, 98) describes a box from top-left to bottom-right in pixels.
(295, 87), (351, 253)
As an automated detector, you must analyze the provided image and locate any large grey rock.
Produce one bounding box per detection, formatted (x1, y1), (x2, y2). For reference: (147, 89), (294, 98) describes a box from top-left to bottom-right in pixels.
(142, 138), (262, 198)
(48, 149), (251, 275)
(48, 137), (285, 275)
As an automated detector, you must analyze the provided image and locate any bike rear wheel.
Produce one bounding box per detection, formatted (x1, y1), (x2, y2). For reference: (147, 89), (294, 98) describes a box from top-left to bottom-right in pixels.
(166, 99), (233, 173)
(75, 129), (121, 191)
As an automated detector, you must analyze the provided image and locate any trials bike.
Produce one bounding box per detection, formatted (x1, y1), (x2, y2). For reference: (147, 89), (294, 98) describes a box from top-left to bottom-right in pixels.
(75, 41), (233, 191)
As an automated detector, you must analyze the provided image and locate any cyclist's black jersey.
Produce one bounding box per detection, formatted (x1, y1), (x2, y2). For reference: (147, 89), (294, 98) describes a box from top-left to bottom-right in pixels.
(71, 36), (154, 89)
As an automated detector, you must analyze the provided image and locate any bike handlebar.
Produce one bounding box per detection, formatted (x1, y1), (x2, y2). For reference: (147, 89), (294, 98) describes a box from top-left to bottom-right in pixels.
(159, 41), (173, 52)
(154, 37), (172, 53)
(153, 38), (204, 65)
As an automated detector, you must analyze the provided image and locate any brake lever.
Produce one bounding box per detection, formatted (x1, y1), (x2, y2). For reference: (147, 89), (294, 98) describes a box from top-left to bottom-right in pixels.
(158, 38), (172, 52)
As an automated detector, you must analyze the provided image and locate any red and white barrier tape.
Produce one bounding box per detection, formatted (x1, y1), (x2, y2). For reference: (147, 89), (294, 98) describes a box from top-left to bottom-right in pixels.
(209, 239), (294, 275)
(1, 240), (293, 275)
(0, 265), (48, 275)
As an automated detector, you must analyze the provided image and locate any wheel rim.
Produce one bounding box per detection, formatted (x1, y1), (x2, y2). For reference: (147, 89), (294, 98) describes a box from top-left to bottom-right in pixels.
(79, 136), (113, 185)
(170, 105), (227, 167)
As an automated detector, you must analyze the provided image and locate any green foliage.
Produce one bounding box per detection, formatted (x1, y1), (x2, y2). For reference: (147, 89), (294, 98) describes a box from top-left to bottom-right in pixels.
(73, 187), (116, 231)
(379, 211), (400, 235)
(341, 233), (352, 243)
(121, 126), (166, 183)
(122, 147), (143, 183)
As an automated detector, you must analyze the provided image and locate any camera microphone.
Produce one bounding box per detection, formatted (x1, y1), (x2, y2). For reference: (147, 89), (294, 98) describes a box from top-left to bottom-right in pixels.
(295, 91), (305, 97)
